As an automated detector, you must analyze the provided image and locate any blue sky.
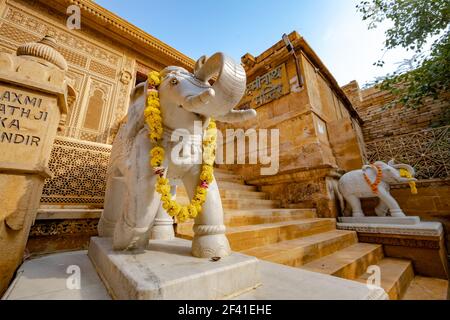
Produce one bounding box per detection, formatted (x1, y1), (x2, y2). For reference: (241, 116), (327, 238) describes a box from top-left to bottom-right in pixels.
(96, 0), (410, 86)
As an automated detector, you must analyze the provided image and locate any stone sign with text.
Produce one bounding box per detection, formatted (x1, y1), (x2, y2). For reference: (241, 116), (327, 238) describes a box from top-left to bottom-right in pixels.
(0, 36), (72, 296)
(239, 63), (290, 109)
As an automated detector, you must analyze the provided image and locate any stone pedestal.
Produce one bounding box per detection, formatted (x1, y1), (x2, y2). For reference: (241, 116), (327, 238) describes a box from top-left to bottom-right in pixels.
(337, 220), (449, 280)
(88, 237), (261, 300)
(339, 216), (421, 225)
(0, 36), (72, 295)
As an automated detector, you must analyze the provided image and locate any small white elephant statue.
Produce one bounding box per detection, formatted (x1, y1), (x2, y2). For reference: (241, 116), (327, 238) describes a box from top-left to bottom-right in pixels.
(97, 52), (256, 258)
(338, 160), (417, 217)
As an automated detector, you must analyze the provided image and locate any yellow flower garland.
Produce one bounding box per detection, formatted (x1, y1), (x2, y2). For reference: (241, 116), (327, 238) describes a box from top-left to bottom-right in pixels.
(399, 168), (418, 194)
(144, 71), (217, 223)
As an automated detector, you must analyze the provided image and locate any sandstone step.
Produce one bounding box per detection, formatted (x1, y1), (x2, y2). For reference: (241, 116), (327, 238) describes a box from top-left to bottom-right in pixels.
(214, 171), (244, 183)
(224, 209), (317, 227)
(300, 243), (384, 280)
(240, 230), (358, 267)
(356, 258), (414, 300)
(213, 167), (235, 175)
(177, 188), (267, 200)
(176, 209), (318, 237)
(227, 219), (336, 252)
(217, 181), (258, 192)
(178, 219), (336, 249)
(176, 195), (279, 210)
(402, 276), (449, 300)
(221, 198), (280, 210)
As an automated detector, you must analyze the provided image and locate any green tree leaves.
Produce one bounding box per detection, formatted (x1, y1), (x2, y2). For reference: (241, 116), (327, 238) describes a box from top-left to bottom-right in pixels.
(357, 0), (450, 125)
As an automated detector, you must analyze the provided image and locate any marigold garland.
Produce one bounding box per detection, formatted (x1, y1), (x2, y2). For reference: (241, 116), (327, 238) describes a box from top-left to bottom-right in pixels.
(144, 71), (217, 223)
(399, 168), (418, 195)
(363, 164), (383, 194)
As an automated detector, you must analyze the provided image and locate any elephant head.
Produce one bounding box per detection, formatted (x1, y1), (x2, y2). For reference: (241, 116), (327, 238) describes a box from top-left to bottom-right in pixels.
(158, 53), (256, 129)
(363, 160), (417, 184)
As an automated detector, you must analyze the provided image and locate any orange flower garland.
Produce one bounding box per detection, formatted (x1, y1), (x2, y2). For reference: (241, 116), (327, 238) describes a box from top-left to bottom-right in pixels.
(363, 164), (383, 194)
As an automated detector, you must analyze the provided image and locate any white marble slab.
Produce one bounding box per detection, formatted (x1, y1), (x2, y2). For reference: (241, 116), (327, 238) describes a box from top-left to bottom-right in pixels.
(338, 216), (421, 225)
(88, 237), (261, 300)
(2, 250), (110, 300)
(337, 221), (443, 237)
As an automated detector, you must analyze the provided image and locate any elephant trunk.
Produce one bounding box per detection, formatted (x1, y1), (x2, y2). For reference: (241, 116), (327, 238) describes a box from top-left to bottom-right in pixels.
(193, 53), (249, 120)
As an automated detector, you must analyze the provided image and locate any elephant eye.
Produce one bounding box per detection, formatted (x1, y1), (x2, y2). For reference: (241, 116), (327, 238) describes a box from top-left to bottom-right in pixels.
(170, 78), (179, 85)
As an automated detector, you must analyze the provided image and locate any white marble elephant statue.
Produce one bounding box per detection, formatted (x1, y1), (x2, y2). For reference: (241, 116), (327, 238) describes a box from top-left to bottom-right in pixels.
(97, 53), (256, 258)
(337, 160), (417, 217)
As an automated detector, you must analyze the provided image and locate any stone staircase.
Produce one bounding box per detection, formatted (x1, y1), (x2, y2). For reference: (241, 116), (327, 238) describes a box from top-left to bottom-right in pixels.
(176, 168), (449, 300)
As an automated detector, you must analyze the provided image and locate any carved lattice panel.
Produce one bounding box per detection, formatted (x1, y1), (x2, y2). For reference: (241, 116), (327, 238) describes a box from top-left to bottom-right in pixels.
(89, 60), (117, 79)
(41, 137), (112, 206)
(366, 126), (450, 180)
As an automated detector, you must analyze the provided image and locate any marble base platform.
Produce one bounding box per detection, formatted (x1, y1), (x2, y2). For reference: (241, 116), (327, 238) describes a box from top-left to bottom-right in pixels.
(88, 237), (261, 300)
(4, 249), (388, 300)
(338, 216), (421, 225)
(337, 221), (443, 237)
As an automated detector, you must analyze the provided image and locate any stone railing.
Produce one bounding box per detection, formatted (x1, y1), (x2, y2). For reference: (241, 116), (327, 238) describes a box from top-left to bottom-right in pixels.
(40, 136), (112, 207)
(366, 125), (450, 180)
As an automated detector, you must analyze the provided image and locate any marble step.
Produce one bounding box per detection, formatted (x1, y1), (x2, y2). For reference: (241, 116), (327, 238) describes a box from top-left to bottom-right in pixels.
(227, 219), (337, 252)
(3, 250), (388, 300)
(402, 276), (449, 300)
(356, 258), (414, 300)
(300, 243), (384, 280)
(240, 230), (358, 267)
(177, 188), (268, 200)
(176, 209), (318, 237)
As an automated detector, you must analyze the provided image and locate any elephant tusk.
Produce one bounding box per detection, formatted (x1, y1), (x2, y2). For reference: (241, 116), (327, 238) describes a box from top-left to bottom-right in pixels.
(184, 89), (215, 111)
(215, 109), (257, 123)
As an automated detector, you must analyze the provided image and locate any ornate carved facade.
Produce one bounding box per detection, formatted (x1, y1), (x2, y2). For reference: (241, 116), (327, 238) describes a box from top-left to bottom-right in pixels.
(0, 0), (193, 145)
(0, 0), (195, 212)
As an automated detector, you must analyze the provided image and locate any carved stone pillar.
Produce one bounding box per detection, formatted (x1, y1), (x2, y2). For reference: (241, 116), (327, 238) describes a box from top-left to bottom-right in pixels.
(149, 185), (175, 240)
(0, 36), (73, 295)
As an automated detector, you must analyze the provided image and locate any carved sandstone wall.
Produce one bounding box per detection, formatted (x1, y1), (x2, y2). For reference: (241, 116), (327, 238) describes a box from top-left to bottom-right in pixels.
(217, 32), (366, 218)
(342, 80), (449, 143)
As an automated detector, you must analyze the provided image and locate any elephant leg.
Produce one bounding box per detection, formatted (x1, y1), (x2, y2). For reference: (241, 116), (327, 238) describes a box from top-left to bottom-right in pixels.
(374, 200), (389, 217)
(345, 195), (365, 217)
(113, 132), (161, 250)
(378, 189), (405, 217)
(149, 185), (176, 240)
(98, 165), (125, 237)
(182, 168), (231, 258)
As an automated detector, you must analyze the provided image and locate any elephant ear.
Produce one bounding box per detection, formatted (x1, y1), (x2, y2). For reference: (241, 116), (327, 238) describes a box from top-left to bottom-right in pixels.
(362, 164), (379, 177)
(124, 81), (147, 140)
(194, 55), (208, 79)
(387, 159), (415, 176)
